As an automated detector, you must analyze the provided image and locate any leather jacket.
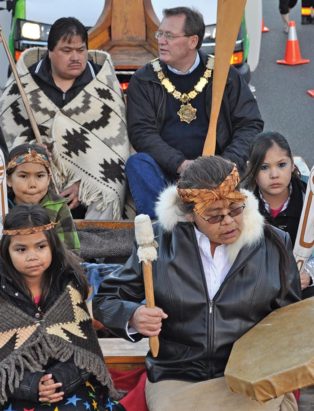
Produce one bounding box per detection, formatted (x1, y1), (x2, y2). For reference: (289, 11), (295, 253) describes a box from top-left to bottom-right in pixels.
(126, 52), (264, 175)
(94, 190), (301, 383)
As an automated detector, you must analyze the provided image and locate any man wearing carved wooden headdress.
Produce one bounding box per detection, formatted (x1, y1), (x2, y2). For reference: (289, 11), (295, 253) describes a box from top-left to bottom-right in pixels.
(94, 156), (300, 411)
(125, 6), (263, 219)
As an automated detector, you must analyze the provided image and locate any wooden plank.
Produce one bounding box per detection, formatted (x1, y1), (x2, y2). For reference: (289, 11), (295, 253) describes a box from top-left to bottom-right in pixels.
(99, 337), (149, 357)
(112, 0), (145, 41)
(100, 338), (148, 370)
(75, 219), (134, 230)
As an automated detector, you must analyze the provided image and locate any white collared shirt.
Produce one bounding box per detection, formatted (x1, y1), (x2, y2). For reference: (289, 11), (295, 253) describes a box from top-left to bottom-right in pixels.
(167, 53), (200, 75)
(194, 226), (232, 300)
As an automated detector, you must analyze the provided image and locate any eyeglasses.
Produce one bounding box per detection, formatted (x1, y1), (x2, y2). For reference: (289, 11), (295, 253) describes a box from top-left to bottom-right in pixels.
(155, 30), (190, 41)
(199, 204), (246, 224)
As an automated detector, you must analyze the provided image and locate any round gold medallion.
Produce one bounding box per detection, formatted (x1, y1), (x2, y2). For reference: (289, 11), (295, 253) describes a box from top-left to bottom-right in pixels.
(177, 103), (197, 124)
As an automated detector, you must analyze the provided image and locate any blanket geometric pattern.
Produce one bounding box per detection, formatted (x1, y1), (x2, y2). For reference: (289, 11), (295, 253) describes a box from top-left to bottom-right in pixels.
(0, 48), (130, 219)
(0, 284), (116, 404)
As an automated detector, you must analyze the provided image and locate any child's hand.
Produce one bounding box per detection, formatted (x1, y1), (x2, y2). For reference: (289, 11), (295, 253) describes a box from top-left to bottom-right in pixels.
(38, 373), (64, 404)
(60, 181), (81, 209)
(300, 271), (311, 289)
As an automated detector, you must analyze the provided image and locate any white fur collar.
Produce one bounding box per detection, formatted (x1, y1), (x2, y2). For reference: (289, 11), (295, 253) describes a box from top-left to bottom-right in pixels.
(155, 186), (264, 264)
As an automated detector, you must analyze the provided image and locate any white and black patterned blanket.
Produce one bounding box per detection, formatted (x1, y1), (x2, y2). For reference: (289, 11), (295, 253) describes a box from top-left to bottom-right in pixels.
(0, 48), (130, 219)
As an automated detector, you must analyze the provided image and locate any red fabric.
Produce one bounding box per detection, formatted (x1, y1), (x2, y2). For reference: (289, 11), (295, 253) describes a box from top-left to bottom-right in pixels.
(270, 203), (285, 218)
(33, 295), (41, 305)
(110, 367), (148, 411)
(294, 389), (300, 402)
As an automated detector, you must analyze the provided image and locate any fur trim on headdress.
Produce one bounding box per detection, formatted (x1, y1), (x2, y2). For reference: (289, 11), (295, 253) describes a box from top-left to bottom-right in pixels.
(155, 186), (264, 264)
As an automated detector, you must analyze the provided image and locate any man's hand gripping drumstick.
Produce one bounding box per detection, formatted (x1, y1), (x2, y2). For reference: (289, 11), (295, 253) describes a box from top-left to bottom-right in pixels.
(131, 214), (168, 357)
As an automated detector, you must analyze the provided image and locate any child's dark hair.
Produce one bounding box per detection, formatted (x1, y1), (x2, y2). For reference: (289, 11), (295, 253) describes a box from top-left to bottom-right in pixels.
(0, 204), (88, 305)
(242, 131), (300, 190)
(7, 143), (49, 176)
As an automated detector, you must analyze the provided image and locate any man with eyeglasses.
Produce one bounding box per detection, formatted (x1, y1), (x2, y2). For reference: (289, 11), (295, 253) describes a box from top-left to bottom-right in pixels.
(125, 6), (264, 219)
(94, 156), (300, 411)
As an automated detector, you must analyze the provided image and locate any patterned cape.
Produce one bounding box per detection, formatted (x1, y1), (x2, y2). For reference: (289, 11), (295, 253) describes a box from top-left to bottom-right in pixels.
(0, 48), (130, 219)
(0, 284), (117, 405)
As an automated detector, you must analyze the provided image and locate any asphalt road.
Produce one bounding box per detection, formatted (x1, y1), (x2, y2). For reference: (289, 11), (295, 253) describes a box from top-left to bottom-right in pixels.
(252, 0), (314, 169)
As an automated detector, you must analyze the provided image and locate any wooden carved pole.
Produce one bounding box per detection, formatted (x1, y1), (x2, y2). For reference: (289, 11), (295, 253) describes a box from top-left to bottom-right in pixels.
(0, 149), (8, 236)
(0, 27), (43, 144)
(134, 214), (159, 358)
(202, 0), (247, 156)
(0, 27), (59, 193)
(294, 166), (314, 272)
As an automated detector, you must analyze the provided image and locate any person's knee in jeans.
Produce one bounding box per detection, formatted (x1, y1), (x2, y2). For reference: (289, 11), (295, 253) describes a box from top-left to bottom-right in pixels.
(125, 153), (168, 218)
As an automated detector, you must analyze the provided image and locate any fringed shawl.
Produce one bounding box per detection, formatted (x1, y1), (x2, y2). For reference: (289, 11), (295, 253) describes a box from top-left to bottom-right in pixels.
(0, 284), (117, 405)
(0, 48), (130, 219)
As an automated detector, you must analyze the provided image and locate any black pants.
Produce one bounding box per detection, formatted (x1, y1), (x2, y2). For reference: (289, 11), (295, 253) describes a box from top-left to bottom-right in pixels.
(279, 0), (298, 14)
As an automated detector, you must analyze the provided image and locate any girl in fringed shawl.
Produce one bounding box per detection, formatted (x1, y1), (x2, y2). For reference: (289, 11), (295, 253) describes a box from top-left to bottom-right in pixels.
(0, 204), (123, 411)
(7, 143), (80, 253)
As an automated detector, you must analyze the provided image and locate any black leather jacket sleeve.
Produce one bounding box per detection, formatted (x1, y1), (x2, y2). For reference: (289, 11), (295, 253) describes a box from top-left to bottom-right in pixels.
(93, 245), (145, 340)
(11, 371), (44, 402)
(272, 229), (302, 308)
(47, 359), (90, 396)
(10, 359), (90, 402)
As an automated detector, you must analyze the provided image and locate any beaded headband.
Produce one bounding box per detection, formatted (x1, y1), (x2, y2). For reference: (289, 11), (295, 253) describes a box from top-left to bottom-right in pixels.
(3, 222), (57, 236)
(177, 166), (247, 216)
(7, 149), (50, 172)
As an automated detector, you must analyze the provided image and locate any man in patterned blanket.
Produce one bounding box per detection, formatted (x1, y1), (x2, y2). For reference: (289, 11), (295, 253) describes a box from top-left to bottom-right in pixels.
(0, 17), (130, 219)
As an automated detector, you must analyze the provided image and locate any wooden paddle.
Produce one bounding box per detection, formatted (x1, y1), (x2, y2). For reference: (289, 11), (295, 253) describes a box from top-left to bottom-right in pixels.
(202, 0), (247, 156)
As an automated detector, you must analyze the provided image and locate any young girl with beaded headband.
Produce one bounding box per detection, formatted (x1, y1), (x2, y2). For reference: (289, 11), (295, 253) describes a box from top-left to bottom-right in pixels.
(0, 204), (122, 410)
(7, 143), (80, 252)
(94, 155), (301, 411)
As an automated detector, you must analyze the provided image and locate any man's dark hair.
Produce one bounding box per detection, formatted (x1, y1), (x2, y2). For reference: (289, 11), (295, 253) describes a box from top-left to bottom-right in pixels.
(163, 7), (205, 49)
(48, 17), (88, 51)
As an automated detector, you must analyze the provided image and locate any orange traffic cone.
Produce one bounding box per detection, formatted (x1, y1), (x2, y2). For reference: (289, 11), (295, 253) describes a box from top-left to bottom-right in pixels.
(261, 18), (269, 32)
(277, 21), (310, 65)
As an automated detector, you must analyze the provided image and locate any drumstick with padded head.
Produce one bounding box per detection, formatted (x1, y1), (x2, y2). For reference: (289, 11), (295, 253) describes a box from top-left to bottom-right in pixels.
(134, 214), (159, 358)
(203, 0), (247, 156)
